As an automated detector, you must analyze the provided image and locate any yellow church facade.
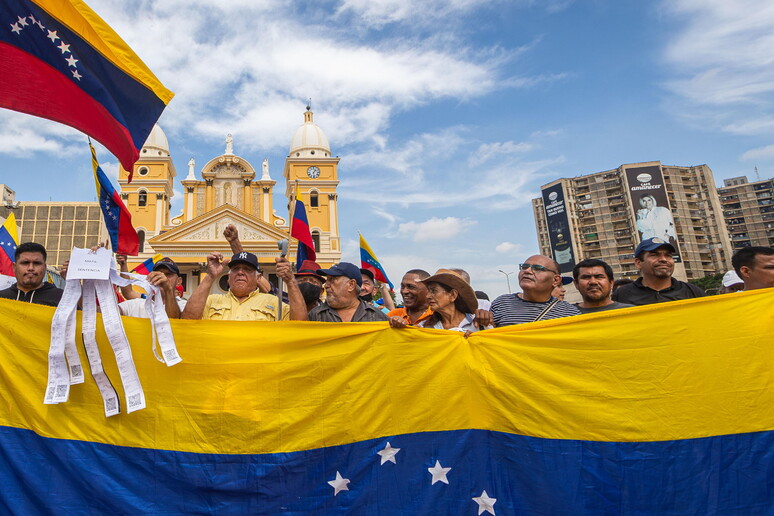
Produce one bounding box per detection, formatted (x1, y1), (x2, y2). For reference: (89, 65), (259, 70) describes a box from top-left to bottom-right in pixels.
(117, 108), (341, 295)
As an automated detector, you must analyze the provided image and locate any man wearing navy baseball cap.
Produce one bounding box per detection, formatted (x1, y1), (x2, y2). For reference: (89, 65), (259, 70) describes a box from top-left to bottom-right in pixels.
(290, 262), (388, 322)
(612, 237), (705, 306)
(182, 251), (294, 321)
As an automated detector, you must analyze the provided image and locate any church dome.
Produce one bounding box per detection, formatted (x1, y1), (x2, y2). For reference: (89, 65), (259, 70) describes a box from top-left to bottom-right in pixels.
(141, 124), (170, 157)
(289, 106), (331, 158)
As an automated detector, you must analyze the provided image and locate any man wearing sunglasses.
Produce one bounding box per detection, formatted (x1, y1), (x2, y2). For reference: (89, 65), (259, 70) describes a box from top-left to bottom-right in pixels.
(490, 255), (581, 327)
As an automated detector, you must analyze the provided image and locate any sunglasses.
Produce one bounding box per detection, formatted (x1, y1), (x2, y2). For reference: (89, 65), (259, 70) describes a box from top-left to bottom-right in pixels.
(518, 263), (558, 274)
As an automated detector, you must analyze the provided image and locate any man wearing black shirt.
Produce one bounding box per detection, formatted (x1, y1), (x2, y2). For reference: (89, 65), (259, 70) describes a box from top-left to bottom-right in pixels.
(612, 238), (705, 306)
(0, 242), (63, 307)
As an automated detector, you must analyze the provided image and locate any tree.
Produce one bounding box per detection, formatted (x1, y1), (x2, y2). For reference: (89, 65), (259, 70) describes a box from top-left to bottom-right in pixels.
(689, 273), (723, 295)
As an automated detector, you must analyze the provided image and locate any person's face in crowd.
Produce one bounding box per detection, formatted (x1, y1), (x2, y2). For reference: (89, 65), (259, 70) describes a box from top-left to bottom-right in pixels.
(157, 266), (181, 288)
(400, 273), (429, 311)
(575, 266), (613, 302)
(719, 283), (744, 294)
(740, 253), (774, 290)
(551, 284), (566, 300)
(518, 255), (560, 295)
(297, 275), (324, 288)
(14, 251), (47, 291)
(635, 248), (674, 280)
(228, 263), (259, 297)
(324, 275), (357, 309)
(425, 282), (456, 312)
(360, 274), (376, 297)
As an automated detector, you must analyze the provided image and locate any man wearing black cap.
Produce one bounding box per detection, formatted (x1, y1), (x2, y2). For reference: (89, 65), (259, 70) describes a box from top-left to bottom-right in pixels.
(612, 237), (705, 306)
(182, 251), (293, 321)
(359, 268), (395, 313)
(288, 262), (388, 322)
(118, 257), (186, 319)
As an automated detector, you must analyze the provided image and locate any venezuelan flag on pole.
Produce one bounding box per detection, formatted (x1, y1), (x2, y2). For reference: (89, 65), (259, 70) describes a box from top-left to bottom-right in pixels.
(0, 0), (174, 181)
(0, 212), (19, 275)
(2, 292), (774, 513)
(360, 233), (393, 289)
(130, 253), (162, 275)
(291, 188), (316, 269)
(91, 142), (138, 255)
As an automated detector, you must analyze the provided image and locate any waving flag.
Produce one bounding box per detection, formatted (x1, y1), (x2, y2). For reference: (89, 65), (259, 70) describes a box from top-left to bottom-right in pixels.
(360, 233), (393, 289)
(91, 143), (138, 255)
(2, 292), (774, 513)
(130, 253), (162, 275)
(0, 212), (19, 275)
(291, 189), (316, 269)
(0, 0), (174, 180)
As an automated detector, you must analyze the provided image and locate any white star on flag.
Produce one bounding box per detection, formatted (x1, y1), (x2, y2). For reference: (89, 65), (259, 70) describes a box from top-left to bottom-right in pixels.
(17, 15), (28, 26)
(10, 23), (21, 34)
(72, 70), (82, 80)
(66, 55), (78, 67)
(472, 490), (496, 515)
(428, 460), (451, 485)
(58, 42), (70, 54)
(377, 442), (400, 465)
(327, 471), (350, 496)
(47, 30), (59, 42)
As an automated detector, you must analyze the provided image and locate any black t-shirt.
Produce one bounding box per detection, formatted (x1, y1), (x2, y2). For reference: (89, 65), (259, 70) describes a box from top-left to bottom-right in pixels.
(0, 282), (64, 307)
(612, 278), (705, 306)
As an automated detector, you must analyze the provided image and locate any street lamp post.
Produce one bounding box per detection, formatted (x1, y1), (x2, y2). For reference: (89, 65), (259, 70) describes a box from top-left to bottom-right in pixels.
(498, 269), (514, 294)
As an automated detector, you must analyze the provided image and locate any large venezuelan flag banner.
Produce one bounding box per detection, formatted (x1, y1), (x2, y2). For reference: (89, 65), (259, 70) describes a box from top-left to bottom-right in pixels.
(1, 290), (774, 514)
(0, 0), (173, 175)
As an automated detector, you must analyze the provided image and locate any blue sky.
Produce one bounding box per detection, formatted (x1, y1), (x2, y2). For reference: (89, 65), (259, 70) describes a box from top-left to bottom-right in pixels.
(2, 0), (774, 298)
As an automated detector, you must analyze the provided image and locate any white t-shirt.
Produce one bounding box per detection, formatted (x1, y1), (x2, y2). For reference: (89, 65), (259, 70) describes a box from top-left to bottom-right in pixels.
(118, 296), (187, 318)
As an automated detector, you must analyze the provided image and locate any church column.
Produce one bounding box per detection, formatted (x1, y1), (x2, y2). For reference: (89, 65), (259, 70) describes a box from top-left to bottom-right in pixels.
(185, 187), (195, 220)
(205, 179), (214, 212)
(243, 179), (252, 213)
(328, 194), (339, 237)
(263, 187), (271, 221)
(155, 193), (165, 233)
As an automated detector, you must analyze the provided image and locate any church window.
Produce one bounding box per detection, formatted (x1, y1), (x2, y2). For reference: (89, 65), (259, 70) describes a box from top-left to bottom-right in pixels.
(310, 191), (319, 208)
(138, 166), (149, 176)
(137, 229), (145, 253)
(312, 230), (320, 252)
(138, 190), (147, 207)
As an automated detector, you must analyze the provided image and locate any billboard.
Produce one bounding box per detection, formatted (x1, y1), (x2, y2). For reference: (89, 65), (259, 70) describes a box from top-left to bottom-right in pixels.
(624, 165), (681, 261)
(541, 182), (576, 273)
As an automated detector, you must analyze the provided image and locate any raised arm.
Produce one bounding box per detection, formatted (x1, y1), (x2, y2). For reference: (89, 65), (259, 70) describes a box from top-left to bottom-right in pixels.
(379, 283), (396, 311)
(181, 253), (225, 319)
(146, 270), (181, 319)
(223, 224), (244, 254)
(276, 257), (308, 321)
(116, 254), (141, 300)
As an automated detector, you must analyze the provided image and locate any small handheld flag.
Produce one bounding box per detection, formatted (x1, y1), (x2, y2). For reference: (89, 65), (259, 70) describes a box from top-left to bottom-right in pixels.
(291, 189), (316, 270)
(91, 143), (139, 255)
(130, 254), (162, 275)
(0, 213), (20, 276)
(0, 0), (174, 180)
(359, 234), (393, 289)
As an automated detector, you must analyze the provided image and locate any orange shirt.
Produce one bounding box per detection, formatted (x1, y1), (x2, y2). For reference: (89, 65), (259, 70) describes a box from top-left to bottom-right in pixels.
(387, 306), (433, 326)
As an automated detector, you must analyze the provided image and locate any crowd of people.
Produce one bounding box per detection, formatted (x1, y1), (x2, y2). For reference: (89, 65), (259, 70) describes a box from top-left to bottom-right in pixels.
(1, 228), (773, 336)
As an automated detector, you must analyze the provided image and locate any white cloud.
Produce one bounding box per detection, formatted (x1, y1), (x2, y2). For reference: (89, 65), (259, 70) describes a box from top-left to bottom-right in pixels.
(0, 111), (83, 157)
(495, 241), (521, 253)
(398, 217), (476, 242)
(662, 0), (774, 135)
(469, 141), (534, 166)
(741, 144), (774, 161)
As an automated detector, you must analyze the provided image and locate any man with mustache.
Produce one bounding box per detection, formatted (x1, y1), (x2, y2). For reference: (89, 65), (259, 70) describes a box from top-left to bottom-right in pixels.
(572, 259), (632, 313)
(612, 238), (705, 305)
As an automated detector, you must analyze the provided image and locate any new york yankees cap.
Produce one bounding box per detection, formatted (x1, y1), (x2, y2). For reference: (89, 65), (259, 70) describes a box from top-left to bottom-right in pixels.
(229, 251), (261, 271)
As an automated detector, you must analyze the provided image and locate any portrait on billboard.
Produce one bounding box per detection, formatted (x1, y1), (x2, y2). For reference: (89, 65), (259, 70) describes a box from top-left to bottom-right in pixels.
(625, 165), (681, 260)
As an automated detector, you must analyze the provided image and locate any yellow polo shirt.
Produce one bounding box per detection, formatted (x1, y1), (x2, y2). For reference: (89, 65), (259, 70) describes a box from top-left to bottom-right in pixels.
(202, 290), (290, 321)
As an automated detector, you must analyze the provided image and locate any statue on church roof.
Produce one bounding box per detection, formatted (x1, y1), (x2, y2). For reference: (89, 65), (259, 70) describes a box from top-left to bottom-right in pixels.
(262, 158), (271, 180)
(225, 133), (233, 155)
(186, 157), (196, 180)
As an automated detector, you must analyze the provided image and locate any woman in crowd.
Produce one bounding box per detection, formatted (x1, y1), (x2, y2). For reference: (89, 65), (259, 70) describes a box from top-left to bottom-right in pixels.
(390, 269), (486, 334)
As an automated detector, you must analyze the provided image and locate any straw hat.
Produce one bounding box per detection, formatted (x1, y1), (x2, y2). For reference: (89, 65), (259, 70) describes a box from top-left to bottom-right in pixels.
(421, 269), (478, 314)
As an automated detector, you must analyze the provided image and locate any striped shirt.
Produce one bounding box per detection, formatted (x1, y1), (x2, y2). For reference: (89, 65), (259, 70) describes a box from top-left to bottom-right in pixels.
(491, 293), (581, 327)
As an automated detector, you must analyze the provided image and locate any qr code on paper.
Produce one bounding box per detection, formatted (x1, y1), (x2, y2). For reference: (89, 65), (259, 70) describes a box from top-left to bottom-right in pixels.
(128, 393), (142, 408)
(163, 350), (178, 362)
(71, 365), (82, 377)
(55, 385), (68, 397)
(105, 397), (117, 412)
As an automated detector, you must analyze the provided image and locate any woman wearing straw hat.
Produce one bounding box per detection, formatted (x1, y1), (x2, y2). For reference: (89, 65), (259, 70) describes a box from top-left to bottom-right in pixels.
(407, 269), (486, 334)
